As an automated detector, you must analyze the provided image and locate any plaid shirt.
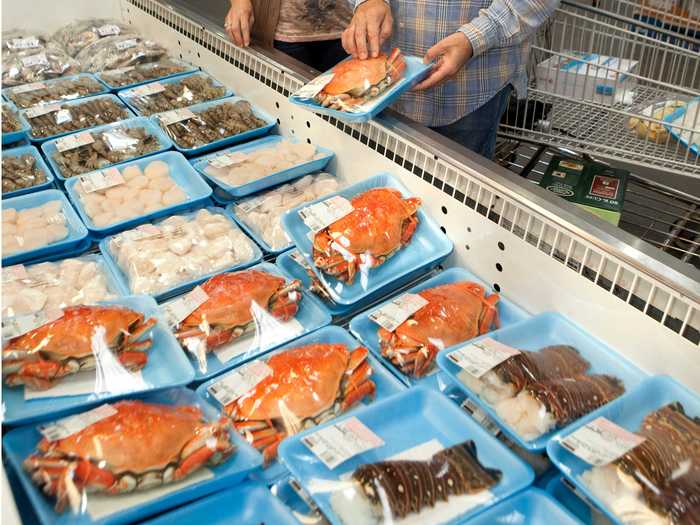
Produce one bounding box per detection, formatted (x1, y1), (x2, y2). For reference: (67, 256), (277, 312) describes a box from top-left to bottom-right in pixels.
(363, 0), (559, 127)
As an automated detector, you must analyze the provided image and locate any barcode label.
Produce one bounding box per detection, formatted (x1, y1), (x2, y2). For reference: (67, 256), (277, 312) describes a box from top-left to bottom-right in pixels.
(8, 37), (40, 49)
(447, 337), (521, 378)
(38, 404), (117, 441)
(11, 82), (46, 94)
(2, 308), (63, 340)
(461, 398), (501, 436)
(209, 151), (248, 169)
(55, 131), (95, 152)
(368, 293), (429, 332)
(298, 195), (353, 233)
(159, 108), (195, 126)
(302, 417), (384, 470)
(79, 167), (125, 193)
(207, 360), (273, 406)
(2, 264), (28, 283)
(561, 417), (645, 466)
(21, 53), (49, 68)
(97, 24), (121, 36)
(25, 103), (60, 118)
(129, 82), (165, 97)
(294, 73), (334, 99)
(162, 286), (209, 327)
(115, 38), (138, 51)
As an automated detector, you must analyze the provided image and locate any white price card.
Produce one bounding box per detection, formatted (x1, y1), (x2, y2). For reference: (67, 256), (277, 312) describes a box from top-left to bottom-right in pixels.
(298, 195), (354, 233)
(158, 108), (195, 126)
(7, 37), (40, 49)
(461, 398), (501, 436)
(561, 417), (645, 466)
(38, 404), (117, 441)
(55, 131), (94, 152)
(209, 151), (248, 169)
(11, 82), (46, 95)
(302, 416), (384, 470)
(207, 360), (273, 406)
(97, 24), (121, 36)
(25, 103), (60, 118)
(21, 53), (49, 68)
(2, 264), (28, 283)
(115, 38), (138, 51)
(2, 308), (63, 340)
(79, 167), (125, 193)
(368, 293), (429, 332)
(294, 73), (334, 99)
(129, 82), (165, 97)
(447, 337), (521, 378)
(162, 286), (209, 327)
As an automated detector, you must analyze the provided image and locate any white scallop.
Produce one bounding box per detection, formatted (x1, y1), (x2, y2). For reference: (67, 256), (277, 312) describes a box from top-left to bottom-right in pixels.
(122, 165), (144, 181)
(138, 189), (162, 204)
(2, 208), (18, 223)
(127, 175), (149, 189)
(161, 186), (187, 206)
(144, 160), (170, 179)
(92, 212), (116, 227)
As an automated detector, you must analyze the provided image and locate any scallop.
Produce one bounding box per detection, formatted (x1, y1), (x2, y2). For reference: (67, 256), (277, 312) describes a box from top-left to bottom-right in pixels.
(148, 176), (174, 192)
(46, 224), (68, 243)
(312, 178), (339, 197)
(138, 189), (162, 204)
(144, 160), (170, 179)
(17, 207), (44, 224)
(81, 194), (103, 209)
(2, 235), (21, 254)
(162, 186), (187, 206)
(20, 230), (49, 250)
(105, 185), (130, 202)
(2, 208), (18, 223)
(168, 235), (193, 256)
(4, 223), (17, 235)
(93, 212), (116, 227)
(143, 201), (164, 214)
(78, 261), (99, 282)
(122, 165), (144, 181)
(203, 221), (230, 239)
(84, 202), (103, 218)
(40, 200), (63, 217)
(100, 198), (119, 214)
(127, 175), (149, 189)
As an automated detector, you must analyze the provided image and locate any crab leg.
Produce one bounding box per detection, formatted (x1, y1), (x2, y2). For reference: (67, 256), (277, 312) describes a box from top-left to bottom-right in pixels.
(126, 318), (158, 343)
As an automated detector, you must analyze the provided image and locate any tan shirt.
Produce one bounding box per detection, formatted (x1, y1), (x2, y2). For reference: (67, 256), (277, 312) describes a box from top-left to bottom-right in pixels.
(274, 0), (353, 42)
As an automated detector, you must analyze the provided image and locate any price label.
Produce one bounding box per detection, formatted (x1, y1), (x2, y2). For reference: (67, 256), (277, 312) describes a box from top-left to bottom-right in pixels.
(2, 264), (28, 283)
(209, 151), (248, 169)
(7, 37), (40, 49)
(97, 24), (121, 36)
(2, 308), (63, 340)
(79, 167), (125, 193)
(38, 404), (117, 441)
(561, 417), (645, 466)
(162, 286), (209, 327)
(55, 131), (94, 152)
(295, 73), (334, 100)
(298, 195), (354, 233)
(461, 398), (501, 436)
(368, 293), (429, 332)
(115, 38), (138, 51)
(21, 53), (49, 68)
(235, 194), (267, 214)
(103, 65), (135, 76)
(158, 108), (196, 126)
(302, 417), (384, 469)
(11, 82), (46, 95)
(55, 109), (72, 125)
(129, 82), (165, 97)
(25, 103), (60, 118)
(447, 337), (521, 378)
(207, 360), (273, 406)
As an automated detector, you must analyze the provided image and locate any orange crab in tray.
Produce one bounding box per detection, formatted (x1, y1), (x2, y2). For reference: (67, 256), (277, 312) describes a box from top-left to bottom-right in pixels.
(2, 305), (157, 390)
(315, 48), (406, 111)
(24, 400), (235, 512)
(174, 269), (302, 353)
(312, 187), (421, 285)
(223, 343), (376, 464)
(378, 281), (500, 378)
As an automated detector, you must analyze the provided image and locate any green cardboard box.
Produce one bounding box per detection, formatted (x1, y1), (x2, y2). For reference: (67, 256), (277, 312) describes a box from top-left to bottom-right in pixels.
(539, 156), (628, 226)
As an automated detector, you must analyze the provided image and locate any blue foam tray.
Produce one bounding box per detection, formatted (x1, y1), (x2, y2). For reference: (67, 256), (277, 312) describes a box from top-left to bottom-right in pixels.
(41, 117), (174, 182)
(64, 151), (212, 237)
(437, 311), (649, 452)
(279, 387), (534, 525)
(3, 101), (29, 145)
(197, 324), (406, 484)
(2, 145), (55, 198)
(350, 266), (529, 389)
(2, 73), (109, 110)
(117, 71), (233, 117)
(663, 96), (699, 156)
(98, 206), (263, 302)
(191, 134), (335, 198)
(151, 96), (276, 156)
(464, 488), (584, 525)
(95, 60), (199, 92)
(547, 375), (699, 525)
(546, 476), (599, 525)
(289, 54), (431, 123)
(2, 295), (195, 426)
(2, 189), (89, 266)
(281, 172), (453, 305)
(2, 387), (262, 525)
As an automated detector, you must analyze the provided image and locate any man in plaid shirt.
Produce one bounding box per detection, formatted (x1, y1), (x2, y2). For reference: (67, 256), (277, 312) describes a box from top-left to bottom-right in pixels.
(343, 0), (560, 158)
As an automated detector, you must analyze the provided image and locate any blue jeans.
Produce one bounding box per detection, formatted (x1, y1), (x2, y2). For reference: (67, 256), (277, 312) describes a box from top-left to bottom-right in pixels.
(431, 84), (513, 159)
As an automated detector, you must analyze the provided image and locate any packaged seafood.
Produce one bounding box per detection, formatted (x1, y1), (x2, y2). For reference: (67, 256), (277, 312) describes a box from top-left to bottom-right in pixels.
(2, 388), (262, 523)
(231, 172), (340, 253)
(102, 208), (260, 299)
(75, 33), (167, 72)
(465, 489), (584, 525)
(97, 59), (198, 90)
(22, 94), (132, 141)
(2, 199), (68, 256)
(3, 73), (107, 109)
(2, 33), (79, 87)
(51, 19), (134, 57)
(118, 72), (230, 116)
(2, 145), (52, 196)
(194, 135), (335, 197)
(2, 102), (24, 135)
(153, 97), (274, 154)
(2, 255), (118, 319)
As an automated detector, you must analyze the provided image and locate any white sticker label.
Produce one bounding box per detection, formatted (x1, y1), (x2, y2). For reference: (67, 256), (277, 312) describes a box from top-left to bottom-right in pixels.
(8, 37), (40, 50)
(55, 131), (95, 152)
(298, 195), (354, 233)
(368, 293), (429, 332)
(302, 416), (384, 470)
(97, 24), (121, 36)
(55, 109), (72, 125)
(2, 308), (63, 340)
(461, 398), (501, 436)
(561, 417), (645, 466)
(115, 38), (138, 51)
(209, 151), (248, 169)
(162, 286), (209, 327)
(129, 82), (165, 97)
(2, 264), (28, 283)
(38, 404), (118, 441)
(295, 73), (334, 99)
(235, 194), (267, 214)
(79, 167), (125, 193)
(11, 82), (46, 94)
(447, 337), (521, 378)
(207, 360), (273, 406)
(158, 108), (195, 126)
(21, 53), (49, 68)
(25, 103), (60, 118)
(103, 65), (135, 76)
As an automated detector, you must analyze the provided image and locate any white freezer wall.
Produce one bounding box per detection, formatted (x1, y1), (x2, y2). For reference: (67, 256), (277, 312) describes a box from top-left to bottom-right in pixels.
(1, 0), (121, 34)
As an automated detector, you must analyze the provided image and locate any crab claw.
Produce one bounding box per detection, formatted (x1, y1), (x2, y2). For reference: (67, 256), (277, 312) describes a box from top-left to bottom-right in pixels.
(269, 279), (302, 321)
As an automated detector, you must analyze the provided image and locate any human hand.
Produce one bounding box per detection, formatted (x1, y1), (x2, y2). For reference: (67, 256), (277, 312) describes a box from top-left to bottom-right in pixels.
(414, 32), (473, 91)
(225, 0), (254, 47)
(342, 0), (393, 59)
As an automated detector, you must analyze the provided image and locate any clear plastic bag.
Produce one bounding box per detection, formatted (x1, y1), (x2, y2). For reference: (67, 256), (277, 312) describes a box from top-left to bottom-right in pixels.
(122, 74), (227, 116)
(107, 208), (257, 296)
(2, 33), (79, 87)
(627, 98), (689, 144)
(1, 201), (68, 256)
(2, 103), (23, 134)
(2, 255), (117, 320)
(75, 34), (166, 73)
(5, 74), (106, 109)
(98, 59), (195, 89)
(234, 173), (340, 251)
(52, 19), (133, 57)
(2, 153), (48, 193)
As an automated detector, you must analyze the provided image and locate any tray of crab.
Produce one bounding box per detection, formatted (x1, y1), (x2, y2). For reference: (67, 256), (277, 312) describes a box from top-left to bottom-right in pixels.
(1, 295), (195, 426)
(196, 325), (406, 484)
(2, 387), (262, 525)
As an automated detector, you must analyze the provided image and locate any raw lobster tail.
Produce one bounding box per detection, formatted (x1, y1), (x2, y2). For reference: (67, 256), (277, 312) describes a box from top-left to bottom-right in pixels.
(647, 467), (700, 525)
(352, 441), (501, 520)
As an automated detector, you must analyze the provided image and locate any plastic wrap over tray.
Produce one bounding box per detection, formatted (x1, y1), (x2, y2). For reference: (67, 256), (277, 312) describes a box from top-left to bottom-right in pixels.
(2, 33), (79, 87)
(2, 101), (30, 145)
(96, 59), (199, 91)
(2, 144), (54, 198)
(3, 73), (108, 109)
